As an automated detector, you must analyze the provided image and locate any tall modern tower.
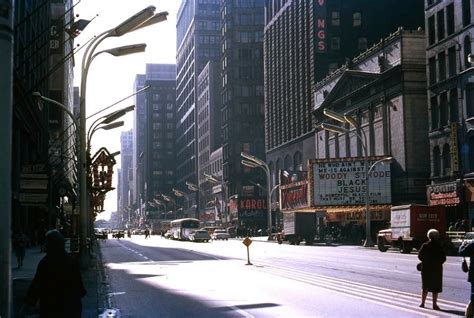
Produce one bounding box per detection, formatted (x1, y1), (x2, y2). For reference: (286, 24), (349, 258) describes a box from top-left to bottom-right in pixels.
(118, 130), (133, 224)
(133, 64), (177, 224)
(175, 0), (221, 212)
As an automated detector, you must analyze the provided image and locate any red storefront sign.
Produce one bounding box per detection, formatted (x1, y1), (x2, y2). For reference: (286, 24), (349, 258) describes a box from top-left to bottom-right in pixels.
(239, 198), (267, 211)
(280, 181), (308, 210)
(427, 181), (461, 206)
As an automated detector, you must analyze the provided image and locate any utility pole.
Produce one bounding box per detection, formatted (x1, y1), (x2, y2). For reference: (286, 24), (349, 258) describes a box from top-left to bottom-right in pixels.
(0, 1), (14, 317)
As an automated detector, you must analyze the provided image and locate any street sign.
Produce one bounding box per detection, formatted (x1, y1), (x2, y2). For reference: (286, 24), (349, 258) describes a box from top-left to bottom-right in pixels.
(242, 237), (252, 247)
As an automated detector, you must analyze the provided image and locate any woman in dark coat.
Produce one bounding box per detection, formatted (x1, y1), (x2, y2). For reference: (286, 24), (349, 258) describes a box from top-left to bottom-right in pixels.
(24, 230), (86, 317)
(418, 228), (446, 310)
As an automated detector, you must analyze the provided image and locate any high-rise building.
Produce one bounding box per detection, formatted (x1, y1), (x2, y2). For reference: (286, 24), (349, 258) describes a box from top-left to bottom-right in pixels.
(197, 61), (222, 218)
(176, 0), (221, 215)
(132, 64), (177, 224)
(264, 0), (425, 187)
(118, 130), (133, 224)
(425, 0), (474, 226)
(220, 0), (266, 229)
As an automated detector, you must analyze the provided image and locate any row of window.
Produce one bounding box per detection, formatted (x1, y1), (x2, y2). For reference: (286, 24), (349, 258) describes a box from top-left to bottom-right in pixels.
(330, 11), (362, 27)
(427, 1), (471, 46)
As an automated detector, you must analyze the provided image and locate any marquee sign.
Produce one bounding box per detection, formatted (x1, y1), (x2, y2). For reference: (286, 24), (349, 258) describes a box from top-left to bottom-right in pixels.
(311, 158), (392, 206)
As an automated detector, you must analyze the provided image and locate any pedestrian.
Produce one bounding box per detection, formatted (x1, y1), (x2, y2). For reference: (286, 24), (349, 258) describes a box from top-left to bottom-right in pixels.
(13, 230), (28, 268)
(144, 228), (150, 239)
(459, 238), (474, 317)
(22, 229), (86, 318)
(418, 228), (446, 310)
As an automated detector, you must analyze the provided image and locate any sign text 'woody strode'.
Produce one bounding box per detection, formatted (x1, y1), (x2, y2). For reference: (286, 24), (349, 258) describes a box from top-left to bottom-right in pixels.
(312, 158), (392, 206)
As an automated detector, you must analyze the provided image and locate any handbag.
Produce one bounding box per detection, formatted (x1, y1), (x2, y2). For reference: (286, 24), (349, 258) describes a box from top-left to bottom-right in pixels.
(416, 262), (422, 271)
(463, 257), (469, 273)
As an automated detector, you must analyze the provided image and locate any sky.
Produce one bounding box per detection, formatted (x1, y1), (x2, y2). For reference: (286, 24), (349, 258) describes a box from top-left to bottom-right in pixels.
(73, 0), (182, 220)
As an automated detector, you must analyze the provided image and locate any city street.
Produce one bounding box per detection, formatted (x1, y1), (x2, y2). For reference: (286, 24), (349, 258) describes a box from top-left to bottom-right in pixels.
(100, 236), (470, 317)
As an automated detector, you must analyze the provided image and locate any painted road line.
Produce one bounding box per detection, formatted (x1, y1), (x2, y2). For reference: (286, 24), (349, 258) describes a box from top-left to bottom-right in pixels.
(254, 263), (464, 317)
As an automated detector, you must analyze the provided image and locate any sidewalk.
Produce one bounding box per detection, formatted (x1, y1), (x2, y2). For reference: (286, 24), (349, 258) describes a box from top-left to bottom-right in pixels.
(11, 243), (105, 318)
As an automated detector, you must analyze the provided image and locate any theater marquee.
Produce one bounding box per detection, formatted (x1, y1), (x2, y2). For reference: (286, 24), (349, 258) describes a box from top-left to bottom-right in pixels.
(310, 158), (392, 206)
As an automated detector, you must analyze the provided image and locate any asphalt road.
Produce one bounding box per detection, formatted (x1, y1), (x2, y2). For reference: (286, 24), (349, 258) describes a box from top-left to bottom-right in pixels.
(99, 236), (470, 317)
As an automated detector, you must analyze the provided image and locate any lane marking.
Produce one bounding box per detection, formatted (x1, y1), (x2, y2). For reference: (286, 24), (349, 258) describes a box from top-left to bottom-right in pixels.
(253, 263), (465, 317)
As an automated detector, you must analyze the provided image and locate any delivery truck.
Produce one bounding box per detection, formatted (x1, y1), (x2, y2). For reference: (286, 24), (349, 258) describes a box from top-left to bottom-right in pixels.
(282, 211), (317, 245)
(377, 204), (446, 253)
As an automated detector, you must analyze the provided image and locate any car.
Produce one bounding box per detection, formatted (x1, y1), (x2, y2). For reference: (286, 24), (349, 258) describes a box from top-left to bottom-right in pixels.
(112, 230), (125, 239)
(164, 229), (173, 239)
(94, 228), (108, 240)
(189, 230), (211, 242)
(450, 231), (474, 250)
(211, 229), (230, 240)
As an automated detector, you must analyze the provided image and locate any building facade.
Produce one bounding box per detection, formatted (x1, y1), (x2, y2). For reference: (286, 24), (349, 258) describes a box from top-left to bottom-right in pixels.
(118, 130), (133, 226)
(132, 64), (177, 225)
(264, 0), (425, 191)
(313, 29), (429, 236)
(220, 0), (266, 230)
(425, 0), (474, 227)
(175, 0), (221, 200)
(12, 0), (77, 236)
(197, 61), (222, 220)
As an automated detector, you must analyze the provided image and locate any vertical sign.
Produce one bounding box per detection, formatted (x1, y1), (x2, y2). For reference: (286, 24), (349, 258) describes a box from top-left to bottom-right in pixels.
(315, 0), (327, 52)
(450, 122), (459, 173)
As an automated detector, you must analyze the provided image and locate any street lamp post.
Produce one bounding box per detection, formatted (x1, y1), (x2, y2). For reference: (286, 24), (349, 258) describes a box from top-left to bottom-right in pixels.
(203, 173), (228, 229)
(240, 152), (273, 240)
(322, 108), (392, 247)
(78, 6), (167, 267)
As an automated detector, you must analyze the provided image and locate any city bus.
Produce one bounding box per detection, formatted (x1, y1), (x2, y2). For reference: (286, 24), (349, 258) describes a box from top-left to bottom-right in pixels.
(170, 218), (200, 240)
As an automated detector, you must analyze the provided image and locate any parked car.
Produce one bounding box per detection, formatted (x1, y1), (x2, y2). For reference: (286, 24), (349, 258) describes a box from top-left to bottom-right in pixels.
(112, 230), (125, 239)
(94, 228), (108, 240)
(164, 229), (173, 239)
(189, 230), (211, 242)
(450, 231), (474, 252)
(211, 229), (230, 240)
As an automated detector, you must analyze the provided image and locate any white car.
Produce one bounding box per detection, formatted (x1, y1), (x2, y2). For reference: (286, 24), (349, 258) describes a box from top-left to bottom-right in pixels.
(211, 229), (230, 240)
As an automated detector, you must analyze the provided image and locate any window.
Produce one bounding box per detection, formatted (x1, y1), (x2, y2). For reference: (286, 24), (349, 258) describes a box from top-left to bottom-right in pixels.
(466, 84), (474, 118)
(331, 11), (340, 26)
(293, 152), (303, 171)
(428, 56), (436, 85)
(442, 144), (451, 176)
(433, 146), (441, 177)
(440, 92), (448, 127)
(353, 12), (362, 27)
(437, 10), (445, 41)
(464, 37), (472, 70)
(450, 89), (458, 122)
(428, 15), (435, 45)
(463, 0), (471, 27)
(438, 52), (446, 81)
(448, 46), (457, 76)
(358, 38), (367, 51)
(331, 37), (340, 50)
(447, 4), (455, 35)
(431, 96), (439, 130)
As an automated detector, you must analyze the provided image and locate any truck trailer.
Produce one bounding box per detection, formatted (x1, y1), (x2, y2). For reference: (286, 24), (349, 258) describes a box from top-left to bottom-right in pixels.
(282, 211), (317, 245)
(377, 204), (446, 253)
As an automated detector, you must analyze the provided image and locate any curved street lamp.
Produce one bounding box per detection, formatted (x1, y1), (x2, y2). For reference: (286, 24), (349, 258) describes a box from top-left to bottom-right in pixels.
(241, 152), (273, 240)
(203, 173), (228, 228)
(78, 5), (167, 267)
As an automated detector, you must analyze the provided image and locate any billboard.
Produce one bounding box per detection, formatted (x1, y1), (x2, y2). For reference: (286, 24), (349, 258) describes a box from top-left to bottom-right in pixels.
(311, 158), (391, 206)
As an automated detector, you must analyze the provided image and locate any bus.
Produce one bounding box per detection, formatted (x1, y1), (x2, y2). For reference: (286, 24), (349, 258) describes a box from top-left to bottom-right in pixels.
(170, 218), (200, 240)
